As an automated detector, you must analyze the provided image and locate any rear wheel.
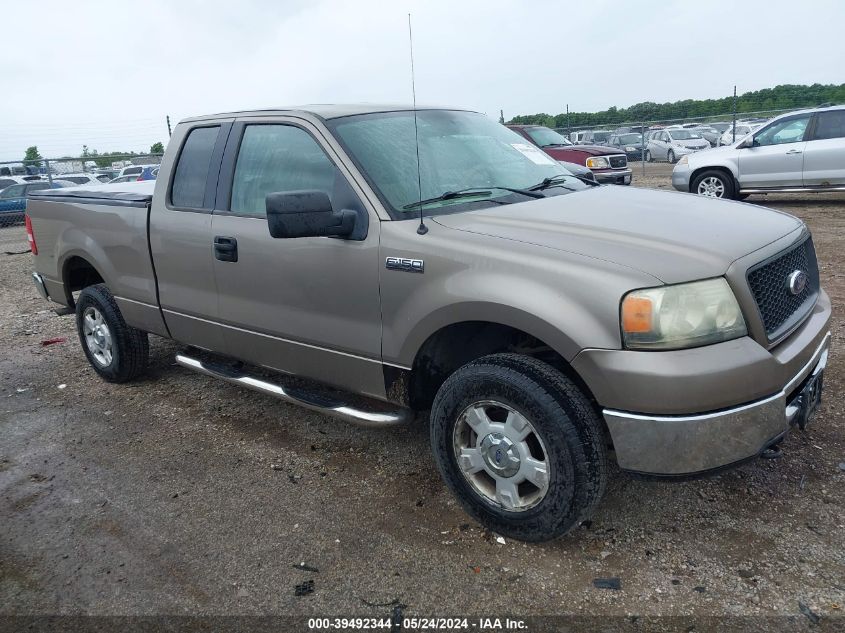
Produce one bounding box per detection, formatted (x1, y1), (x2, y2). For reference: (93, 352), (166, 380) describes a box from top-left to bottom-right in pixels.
(430, 354), (607, 542)
(75, 284), (149, 383)
(692, 170), (736, 200)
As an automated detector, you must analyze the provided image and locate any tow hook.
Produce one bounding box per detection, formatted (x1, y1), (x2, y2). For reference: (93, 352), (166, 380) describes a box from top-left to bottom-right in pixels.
(761, 445), (783, 460)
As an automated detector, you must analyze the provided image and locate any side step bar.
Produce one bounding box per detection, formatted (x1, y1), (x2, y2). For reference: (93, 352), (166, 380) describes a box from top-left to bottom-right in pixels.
(175, 354), (412, 428)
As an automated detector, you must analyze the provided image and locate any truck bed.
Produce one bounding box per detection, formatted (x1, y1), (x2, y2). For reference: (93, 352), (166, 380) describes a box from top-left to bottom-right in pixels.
(26, 181), (165, 335)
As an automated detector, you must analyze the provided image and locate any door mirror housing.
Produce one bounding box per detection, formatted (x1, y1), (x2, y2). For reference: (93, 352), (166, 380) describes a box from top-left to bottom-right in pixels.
(266, 190), (356, 239)
(737, 136), (754, 149)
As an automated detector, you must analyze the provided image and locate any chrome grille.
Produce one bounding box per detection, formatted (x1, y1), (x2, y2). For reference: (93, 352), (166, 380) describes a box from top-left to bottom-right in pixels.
(747, 237), (819, 341)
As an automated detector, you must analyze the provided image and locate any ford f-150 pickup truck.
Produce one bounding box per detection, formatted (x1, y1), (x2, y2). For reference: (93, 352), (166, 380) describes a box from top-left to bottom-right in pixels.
(26, 105), (831, 542)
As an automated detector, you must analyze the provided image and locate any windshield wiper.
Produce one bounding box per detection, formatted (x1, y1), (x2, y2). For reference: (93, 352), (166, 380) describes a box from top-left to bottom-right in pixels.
(528, 174), (590, 191)
(401, 186), (542, 210)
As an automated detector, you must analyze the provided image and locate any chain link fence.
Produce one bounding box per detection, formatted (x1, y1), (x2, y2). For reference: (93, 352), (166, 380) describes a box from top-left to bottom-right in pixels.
(0, 153), (163, 186)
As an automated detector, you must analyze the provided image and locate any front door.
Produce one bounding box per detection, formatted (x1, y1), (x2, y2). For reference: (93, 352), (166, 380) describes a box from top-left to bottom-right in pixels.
(737, 114), (810, 188)
(210, 118), (385, 399)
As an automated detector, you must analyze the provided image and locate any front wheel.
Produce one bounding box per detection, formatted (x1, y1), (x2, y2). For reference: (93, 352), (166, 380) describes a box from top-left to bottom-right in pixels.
(75, 284), (149, 383)
(645, 150), (653, 163)
(667, 149), (676, 164)
(691, 170), (736, 199)
(430, 354), (608, 542)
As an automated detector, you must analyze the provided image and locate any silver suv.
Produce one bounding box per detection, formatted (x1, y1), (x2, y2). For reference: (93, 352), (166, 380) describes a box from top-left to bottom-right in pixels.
(673, 105), (845, 199)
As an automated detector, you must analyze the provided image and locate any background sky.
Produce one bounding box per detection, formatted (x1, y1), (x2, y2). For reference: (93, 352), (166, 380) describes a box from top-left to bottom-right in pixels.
(2, 0), (843, 162)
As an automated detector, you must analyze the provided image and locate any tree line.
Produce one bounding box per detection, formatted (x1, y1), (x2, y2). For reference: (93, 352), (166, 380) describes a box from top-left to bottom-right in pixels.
(507, 83), (845, 129)
(21, 142), (165, 168)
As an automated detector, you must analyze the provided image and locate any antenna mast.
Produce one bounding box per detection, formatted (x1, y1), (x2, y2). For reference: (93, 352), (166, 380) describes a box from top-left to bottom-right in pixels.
(408, 13), (427, 235)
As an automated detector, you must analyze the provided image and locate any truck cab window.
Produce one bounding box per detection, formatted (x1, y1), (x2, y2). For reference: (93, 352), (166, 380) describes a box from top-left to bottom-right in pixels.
(170, 126), (220, 209)
(230, 124), (335, 216)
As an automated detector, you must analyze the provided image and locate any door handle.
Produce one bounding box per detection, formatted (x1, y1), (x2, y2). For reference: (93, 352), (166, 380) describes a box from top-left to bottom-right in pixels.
(785, 149), (803, 155)
(214, 236), (238, 262)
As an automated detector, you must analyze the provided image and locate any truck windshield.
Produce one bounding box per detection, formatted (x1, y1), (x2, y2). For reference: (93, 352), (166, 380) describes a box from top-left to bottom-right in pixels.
(525, 127), (573, 147)
(328, 110), (587, 219)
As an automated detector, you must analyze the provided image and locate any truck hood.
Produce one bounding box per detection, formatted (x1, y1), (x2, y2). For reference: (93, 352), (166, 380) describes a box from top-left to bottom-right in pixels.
(542, 144), (619, 158)
(433, 185), (802, 284)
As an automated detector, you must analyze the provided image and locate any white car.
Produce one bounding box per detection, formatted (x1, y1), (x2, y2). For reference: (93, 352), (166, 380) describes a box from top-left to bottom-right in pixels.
(718, 122), (764, 146)
(672, 105), (845, 199)
(0, 174), (43, 191)
(645, 129), (711, 163)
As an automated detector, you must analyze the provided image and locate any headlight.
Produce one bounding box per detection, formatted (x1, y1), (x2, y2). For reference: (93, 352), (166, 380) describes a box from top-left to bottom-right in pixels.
(620, 278), (746, 350)
(624, 146), (636, 151)
(677, 155), (688, 165)
(586, 157), (609, 169)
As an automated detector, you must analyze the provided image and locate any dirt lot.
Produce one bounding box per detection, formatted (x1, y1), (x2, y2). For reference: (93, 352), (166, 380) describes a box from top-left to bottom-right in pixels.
(1, 163), (844, 628)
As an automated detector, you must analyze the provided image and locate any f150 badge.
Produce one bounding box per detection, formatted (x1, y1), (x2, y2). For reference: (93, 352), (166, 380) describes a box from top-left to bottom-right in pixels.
(385, 256), (424, 273)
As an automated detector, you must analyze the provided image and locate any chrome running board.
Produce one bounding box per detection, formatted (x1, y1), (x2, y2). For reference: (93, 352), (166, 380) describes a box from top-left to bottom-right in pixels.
(739, 185), (845, 194)
(175, 353), (412, 428)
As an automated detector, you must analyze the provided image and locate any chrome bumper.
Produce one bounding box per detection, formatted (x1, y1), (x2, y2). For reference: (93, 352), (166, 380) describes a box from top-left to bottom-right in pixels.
(32, 272), (49, 301)
(603, 332), (831, 475)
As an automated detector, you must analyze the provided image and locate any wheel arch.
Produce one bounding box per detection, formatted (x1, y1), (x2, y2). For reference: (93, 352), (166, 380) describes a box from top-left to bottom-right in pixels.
(402, 318), (599, 415)
(61, 253), (106, 308)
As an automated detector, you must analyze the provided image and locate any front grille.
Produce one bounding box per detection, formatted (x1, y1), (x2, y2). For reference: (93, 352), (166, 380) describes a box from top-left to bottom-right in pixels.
(747, 237), (819, 341)
(609, 155), (627, 169)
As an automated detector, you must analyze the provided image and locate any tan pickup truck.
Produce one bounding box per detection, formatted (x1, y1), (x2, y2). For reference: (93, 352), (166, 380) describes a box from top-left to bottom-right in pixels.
(26, 105), (831, 541)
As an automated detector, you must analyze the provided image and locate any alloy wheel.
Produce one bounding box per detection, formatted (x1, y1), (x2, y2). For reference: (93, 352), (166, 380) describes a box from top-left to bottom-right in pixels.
(452, 400), (551, 512)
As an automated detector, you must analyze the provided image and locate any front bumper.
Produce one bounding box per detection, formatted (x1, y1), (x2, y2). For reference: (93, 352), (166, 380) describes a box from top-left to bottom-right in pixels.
(593, 168), (632, 185)
(601, 332), (829, 475)
(672, 162), (692, 192)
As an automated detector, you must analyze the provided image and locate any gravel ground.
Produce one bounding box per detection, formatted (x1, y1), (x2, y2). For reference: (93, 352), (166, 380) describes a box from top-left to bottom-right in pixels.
(1, 163), (843, 627)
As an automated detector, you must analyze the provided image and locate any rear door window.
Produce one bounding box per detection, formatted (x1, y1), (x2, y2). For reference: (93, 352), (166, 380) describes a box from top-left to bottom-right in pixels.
(170, 126), (220, 209)
(812, 110), (845, 140)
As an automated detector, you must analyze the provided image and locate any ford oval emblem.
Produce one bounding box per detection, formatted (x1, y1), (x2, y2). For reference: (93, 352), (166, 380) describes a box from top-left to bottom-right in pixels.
(787, 270), (808, 296)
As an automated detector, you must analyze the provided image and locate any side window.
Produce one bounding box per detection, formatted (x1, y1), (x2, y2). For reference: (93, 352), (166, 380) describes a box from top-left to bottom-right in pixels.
(754, 116), (810, 147)
(230, 124), (336, 217)
(170, 126), (220, 209)
(2, 184), (25, 198)
(812, 111), (845, 140)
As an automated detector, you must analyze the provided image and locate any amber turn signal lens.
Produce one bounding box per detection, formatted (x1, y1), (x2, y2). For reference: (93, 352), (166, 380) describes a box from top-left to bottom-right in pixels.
(621, 295), (653, 333)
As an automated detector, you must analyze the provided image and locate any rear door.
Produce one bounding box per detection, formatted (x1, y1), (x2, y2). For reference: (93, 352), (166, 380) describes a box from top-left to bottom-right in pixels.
(150, 121), (232, 351)
(736, 114), (810, 188)
(802, 109), (845, 186)
(209, 117), (385, 398)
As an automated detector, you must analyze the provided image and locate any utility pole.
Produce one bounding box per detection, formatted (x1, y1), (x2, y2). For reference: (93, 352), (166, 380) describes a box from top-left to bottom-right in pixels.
(166, 115), (172, 138)
(499, 109), (504, 124)
(732, 86), (737, 143)
(566, 104), (570, 136)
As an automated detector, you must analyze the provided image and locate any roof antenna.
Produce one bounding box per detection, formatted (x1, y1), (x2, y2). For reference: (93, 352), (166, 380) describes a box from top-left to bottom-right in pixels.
(408, 13), (427, 235)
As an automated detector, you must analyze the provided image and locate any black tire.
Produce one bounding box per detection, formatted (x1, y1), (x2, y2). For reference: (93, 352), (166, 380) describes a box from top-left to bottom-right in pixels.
(645, 150), (652, 163)
(691, 169), (736, 200)
(667, 149), (676, 164)
(75, 284), (149, 383)
(736, 193), (750, 201)
(430, 353), (608, 542)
